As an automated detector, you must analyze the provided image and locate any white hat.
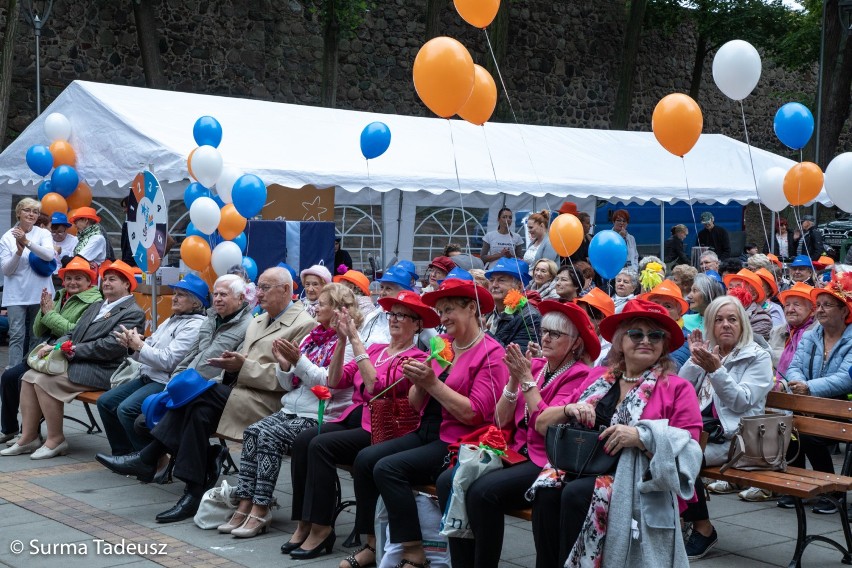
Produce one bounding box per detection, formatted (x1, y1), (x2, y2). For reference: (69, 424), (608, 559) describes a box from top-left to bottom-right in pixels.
(300, 264), (332, 284)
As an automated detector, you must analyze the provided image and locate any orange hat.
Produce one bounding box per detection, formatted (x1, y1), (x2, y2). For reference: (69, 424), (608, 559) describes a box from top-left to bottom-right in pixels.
(69, 206), (100, 224)
(576, 287), (615, 318)
(766, 253), (782, 268)
(777, 282), (814, 306)
(813, 255), (835, 270)
(558, 201), (578, 216)
(333, 270), (371, 297)
(99, 259), (138, 292)
(58, 256), (97, 284)
(811, 272), (852, 323)
(755, 268), (779, 297)
(723, 269), (766, 304)
(639, 279), (688, 316)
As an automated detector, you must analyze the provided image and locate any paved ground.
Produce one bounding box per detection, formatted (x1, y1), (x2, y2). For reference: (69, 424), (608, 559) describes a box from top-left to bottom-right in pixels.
(0, 345), (850, 567)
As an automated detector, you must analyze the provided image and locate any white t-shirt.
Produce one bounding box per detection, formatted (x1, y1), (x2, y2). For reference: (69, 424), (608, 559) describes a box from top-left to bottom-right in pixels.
(54, 234), (78, 273)
(0, 226), (55, 305)
(482, 230), (524, 269)
(77, 233), (107, 264)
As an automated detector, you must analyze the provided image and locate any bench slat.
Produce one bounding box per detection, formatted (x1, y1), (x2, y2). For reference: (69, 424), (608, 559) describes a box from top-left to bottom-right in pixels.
(791, 415), (852, 443)
(75, 391), (105, 405)
(767, 391), (852, 421)
(702, 466), (827, 498)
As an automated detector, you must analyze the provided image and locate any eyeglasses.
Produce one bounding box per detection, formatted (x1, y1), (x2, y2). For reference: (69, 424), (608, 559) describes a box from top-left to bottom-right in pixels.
(541, 328), (572, 340)
(386, 311), (419, 322)
(20, 208), (38, 215)
(626, 329), (666, 344)
(815, 301), (841, 311)
(257, 283), (285, 292)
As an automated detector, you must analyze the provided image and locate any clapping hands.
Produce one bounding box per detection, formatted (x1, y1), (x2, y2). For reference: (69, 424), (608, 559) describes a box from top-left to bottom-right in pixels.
(688, 329), (721, 373)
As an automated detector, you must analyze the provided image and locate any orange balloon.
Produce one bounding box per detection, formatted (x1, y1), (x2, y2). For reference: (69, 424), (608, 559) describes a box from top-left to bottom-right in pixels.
(49, 140), (76, 167)
(652, 93), (703, 157)
(454, 0), (500, 28)
(66, 181), (93, 209)
(180, 235), (212, 271)
(413, 37), (475, 118)
(41, 192), (68, 216)
(458, 65), (498, 126)
(218, 203), (247, 241)
(200, 264), (218, 289)
(548, 214), (584, 257)
(187, 148), (197, 181)
(784, 162), (824, 206)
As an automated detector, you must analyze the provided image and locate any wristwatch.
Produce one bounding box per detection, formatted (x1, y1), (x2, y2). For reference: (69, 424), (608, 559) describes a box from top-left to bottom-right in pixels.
(520, 381), (537, 392)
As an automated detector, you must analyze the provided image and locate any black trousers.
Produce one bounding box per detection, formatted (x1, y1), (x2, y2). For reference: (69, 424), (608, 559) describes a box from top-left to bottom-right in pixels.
(150, 383), (230, 486)
(530, 476), (596, 568)
(0, 362), (29, 435)
(436, 459), (541, 568)
(290, 408), (369, 526)
(789, 434), (835, 474)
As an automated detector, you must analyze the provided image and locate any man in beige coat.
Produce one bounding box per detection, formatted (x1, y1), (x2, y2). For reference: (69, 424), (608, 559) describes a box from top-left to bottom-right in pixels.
(96, 267), (315, 523)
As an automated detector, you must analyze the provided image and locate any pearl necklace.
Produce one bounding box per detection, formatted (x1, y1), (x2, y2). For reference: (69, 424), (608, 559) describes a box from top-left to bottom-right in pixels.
(375, 343), (415, 367)
(621, 372), (645, 383)
(453, 331), (484, 351)
(524, 358), (576, 423)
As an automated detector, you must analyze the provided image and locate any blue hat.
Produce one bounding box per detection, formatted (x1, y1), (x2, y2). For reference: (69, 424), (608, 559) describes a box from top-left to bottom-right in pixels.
(378, 265), (414, 291)
(789, 255), (814, 268)
(28, 253), (57, 277)
(50, 212), (71, 227)
(441, 266), (473, 283)
(165, 369), (216, 409)
(485, 257), (531, 286)
(396, 260), (419, 281)
(141, 391), (171, 428)
(169, 273), (211, 308)
(704, 270), (724, 286)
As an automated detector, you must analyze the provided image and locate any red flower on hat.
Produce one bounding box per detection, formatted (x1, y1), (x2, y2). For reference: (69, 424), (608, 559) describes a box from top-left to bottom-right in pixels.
(310, 385), (332, 400)
(728, 286), (753, 306)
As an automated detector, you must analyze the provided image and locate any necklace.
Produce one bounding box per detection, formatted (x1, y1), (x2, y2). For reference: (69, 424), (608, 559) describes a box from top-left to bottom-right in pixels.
(453, 331), (484, 351)
(621, 373), (645, 383)
(524, 358), (576, 424)
(374, 343), (415, 367)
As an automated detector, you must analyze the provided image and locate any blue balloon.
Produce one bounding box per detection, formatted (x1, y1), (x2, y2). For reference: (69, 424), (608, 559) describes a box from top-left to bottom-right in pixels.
(230, 231), (247, 253)
(212, 194), (226, 209)
(360, 122), (392, 160)
(241, 256), (258, 282)
(51, 165), (79, 197)
(26, 145), (53, 176)
(37, 180), (53, 200)
(185, 222), (207, 239)
(183, 182), (211, 209)
(774, 103), (814, 150)
(232, 174), (267, 218)
(588, 230), (628, 280)
(193, 116), (223, 148)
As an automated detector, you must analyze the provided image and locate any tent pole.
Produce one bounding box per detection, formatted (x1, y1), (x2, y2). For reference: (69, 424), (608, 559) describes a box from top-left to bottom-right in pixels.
(660, 202), (665, 261)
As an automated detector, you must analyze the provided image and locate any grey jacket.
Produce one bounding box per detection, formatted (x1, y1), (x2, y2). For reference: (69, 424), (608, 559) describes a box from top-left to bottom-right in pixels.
(58, 296), (146, 390)
(173, 303), (253, 379)
(131, 312), (207, 384)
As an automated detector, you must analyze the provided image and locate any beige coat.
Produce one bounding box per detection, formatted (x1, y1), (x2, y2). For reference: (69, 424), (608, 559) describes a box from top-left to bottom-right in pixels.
(215, 301), (316, 440)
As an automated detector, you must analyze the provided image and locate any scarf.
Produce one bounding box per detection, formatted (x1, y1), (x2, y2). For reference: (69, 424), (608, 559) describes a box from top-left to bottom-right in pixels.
(74, 224), (100, 256)
(302, 297), (319, 318)
(294, 325), (338, 385)
(776, 315), (815, 387)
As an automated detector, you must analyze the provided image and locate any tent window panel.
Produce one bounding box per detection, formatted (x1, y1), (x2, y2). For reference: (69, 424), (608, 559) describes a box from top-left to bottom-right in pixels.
(413, 206), (486, 264)
(335, 205), (382, 274)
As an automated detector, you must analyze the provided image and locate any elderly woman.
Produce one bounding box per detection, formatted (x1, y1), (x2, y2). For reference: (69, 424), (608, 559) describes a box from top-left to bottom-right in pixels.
(70, 207), (109, 264)
(611, 209), (639, 269)
(217, 283), (363, 539)
(779, 274), (852, 514)
(553, 265), (583, 303)
(0, 256), (102, 444)
(300, 264), (333, 318)
(682, 272), (726, 333)
(2, 261), (144, 458)
(283, 290), (434, 562)
(723, 269), (773, 340)
(641, 280), (691, 369)
(524, 211), (559, 270)
(334, 268), (376, 318)
(612, 268), (638, 313)
(422, 256), (455, 294)
(678, 295), (773, 557)
(0, 198), (56, 367)
(436, 301), (600, 568)
(526, 259), (559, 300)
(754, 267), (785, 327)
(670, 264), (698, 299)
(531, 299), (702, 567)
(768, 282), (816, 384)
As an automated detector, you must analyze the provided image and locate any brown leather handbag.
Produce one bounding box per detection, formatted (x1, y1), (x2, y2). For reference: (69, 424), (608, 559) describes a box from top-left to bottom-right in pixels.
(720, 414), (795, 473)
(369, 356), (421, 445)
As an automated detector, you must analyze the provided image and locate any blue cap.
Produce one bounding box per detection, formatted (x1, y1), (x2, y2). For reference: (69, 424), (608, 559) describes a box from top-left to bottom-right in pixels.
(441, 266), (473, 283)
(704, 270), (724, 286)
(141, 391), (171, 428)
(378, 265), (414, 291)
(396, 259), (419, 281)
(28, 253), (57, 277)
(50, 212), (71, 227)
(165, 369), (217, 409)
(485, 257), (531, 286)
(169, 273), (211, 308)
(789, 255), (814, 268)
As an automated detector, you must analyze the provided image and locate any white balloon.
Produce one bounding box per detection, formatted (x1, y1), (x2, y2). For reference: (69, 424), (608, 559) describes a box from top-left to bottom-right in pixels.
(190, 145), (224, 189)
(825, 153), (852, 213)
(712, 40), (762, 101)
(211, 241), (244, 276)
(189, 196), (221, 235)
(757, 167), (789, 212)
(44, 113), (72, 141)
(216, 166), (243, 204)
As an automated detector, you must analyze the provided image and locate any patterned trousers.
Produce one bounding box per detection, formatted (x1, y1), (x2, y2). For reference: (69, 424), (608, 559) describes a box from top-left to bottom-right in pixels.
(235, 412), (318, 506)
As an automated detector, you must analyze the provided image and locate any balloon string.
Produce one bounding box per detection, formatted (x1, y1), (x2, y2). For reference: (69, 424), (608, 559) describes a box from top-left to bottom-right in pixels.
(681, 158), (702, 271)
(481, 125), (500, 193)
(789, 206), (818, 282)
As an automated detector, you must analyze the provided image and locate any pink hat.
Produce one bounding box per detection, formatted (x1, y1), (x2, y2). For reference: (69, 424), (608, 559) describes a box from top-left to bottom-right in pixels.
(300, 264), (332, 284)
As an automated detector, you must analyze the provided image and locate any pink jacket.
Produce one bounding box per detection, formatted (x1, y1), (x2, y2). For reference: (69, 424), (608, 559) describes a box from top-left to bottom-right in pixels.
(427, 334), (509, 443)
(332, 344), (427, 431)
(509, 359), (591, 467)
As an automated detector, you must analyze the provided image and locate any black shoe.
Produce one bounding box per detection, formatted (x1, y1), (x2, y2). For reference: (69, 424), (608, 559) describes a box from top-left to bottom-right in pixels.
(153, 455), (175, 485)
(813, 496), (839, 515)
(281, 539), (306, 554)
(290, 531), (336, 559)
(155, 493), (202, 523)
(205, 444), (229, 490)
(96, 451), (156, 483)
(685, 527), (718, 560)
(777, 495), (796, 509)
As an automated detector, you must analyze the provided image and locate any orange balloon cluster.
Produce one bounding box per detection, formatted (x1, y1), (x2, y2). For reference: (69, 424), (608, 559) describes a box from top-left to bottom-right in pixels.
(652, 94), (703, 157)
(66, 181), (92, 209)
(784, 162), (824, 206)
(549, 214), (584, 257)
(41, 193), (68, 216)
(458, 65), (498, 126)
(413, 37), (475, 118)
(454, 0), (500, 28)
(218, 204), (247, 240)
(180, 236), (212, 271)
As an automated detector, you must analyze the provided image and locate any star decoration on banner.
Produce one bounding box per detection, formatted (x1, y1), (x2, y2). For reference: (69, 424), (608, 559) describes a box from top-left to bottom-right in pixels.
(302, 196), (328, 221)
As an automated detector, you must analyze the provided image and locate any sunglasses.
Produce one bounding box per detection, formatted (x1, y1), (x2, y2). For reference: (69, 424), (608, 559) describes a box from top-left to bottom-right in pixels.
(626, 329), (666, 345)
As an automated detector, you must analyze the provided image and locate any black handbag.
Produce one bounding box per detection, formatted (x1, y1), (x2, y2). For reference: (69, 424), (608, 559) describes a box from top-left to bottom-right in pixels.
(545, 423), (618, 477)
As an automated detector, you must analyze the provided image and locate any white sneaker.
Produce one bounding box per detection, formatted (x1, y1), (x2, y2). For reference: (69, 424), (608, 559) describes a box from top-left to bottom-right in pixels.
(739, 487), (775, 502)
(707, 480), (740, 494)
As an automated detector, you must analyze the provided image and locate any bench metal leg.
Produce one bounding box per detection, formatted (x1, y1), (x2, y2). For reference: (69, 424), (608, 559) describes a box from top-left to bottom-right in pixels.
(218, 439), (239, 475)
(789, 497), (807, 568)
(332, 474), (360, 548)
(790, 493), (852, 567)
(57, 402), (102, 435)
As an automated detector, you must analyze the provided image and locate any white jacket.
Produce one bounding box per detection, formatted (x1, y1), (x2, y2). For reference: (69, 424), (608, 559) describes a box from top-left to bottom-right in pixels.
(131, 312), (206, 384)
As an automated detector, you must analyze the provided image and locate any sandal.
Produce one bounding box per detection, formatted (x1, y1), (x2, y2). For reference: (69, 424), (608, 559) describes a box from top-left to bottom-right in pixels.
(393, 560), (430, 568)
(342, 544), (376, 568)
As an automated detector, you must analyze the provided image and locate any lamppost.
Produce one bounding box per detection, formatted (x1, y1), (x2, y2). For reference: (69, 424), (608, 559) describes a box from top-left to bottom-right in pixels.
(21, 0), (54, 116)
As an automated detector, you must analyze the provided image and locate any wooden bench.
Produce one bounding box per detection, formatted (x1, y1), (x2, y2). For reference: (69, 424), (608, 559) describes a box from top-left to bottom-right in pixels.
(701, 391), (852, 567)
(68, 390), (105, 434)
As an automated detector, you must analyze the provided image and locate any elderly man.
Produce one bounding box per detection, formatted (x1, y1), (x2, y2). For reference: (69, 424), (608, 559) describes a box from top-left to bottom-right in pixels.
(485, 257), (541, 352)
(783, 255), (817, 290)
(96, 274), (249, 457)
(796, 215), (824, 260)
(699, 250), (720, 273)
(97, 267), (315, 522)
(697, 212), (731, 260)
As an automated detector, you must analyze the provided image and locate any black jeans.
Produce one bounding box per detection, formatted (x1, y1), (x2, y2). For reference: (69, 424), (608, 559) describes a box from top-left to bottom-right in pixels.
(789, 434), (835, 474)
(530, 476), (597, 568)
(0, 362), (29, 435)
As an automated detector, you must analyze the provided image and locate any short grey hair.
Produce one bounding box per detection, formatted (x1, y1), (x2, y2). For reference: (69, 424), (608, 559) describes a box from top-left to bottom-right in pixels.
(747, 254), (772, 271)
(214, 274), (247, 298)
(616, 268), (638, 285)
(15, 197), (40, 218)
(703, 296), (754, 350)
(541, 312), (584, 357)
(700, 251), (719, 263)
